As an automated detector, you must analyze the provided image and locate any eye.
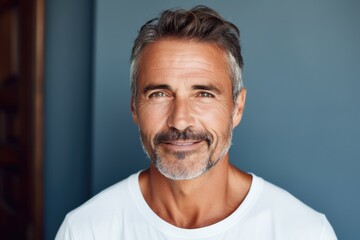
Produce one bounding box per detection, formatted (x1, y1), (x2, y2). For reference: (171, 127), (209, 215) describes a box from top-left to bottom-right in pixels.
(149, 91), (167, 98)
(198, 92), (215, 98)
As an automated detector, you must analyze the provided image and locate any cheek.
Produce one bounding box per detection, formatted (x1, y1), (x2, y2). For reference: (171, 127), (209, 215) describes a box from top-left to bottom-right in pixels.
(193, 101), (233, 127)
(137, 101), (170, 134)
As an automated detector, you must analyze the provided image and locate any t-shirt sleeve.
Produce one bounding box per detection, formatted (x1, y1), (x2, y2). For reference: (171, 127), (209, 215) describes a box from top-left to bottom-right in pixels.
(55, 215), (75, 240)
(320, 215), (337, 240)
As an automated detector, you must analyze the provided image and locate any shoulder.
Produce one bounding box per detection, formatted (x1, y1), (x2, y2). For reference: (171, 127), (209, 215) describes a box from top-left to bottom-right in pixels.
(246, 174), (337, 239)
(70, 174), (133, 218)
(256, 176), (320, 219)
(55, 172), (141, 239)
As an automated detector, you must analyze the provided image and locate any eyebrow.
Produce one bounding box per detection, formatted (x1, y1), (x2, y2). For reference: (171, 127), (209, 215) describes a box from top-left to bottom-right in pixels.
(143, 84), (172, 94)
(192, 84), (221, 94)
(142, 83), (222, 94)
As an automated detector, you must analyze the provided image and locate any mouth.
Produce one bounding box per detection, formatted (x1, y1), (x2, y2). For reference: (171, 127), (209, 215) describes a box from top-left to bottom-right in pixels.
(161, 140), (204, 150)
(164, 140), (201, 145)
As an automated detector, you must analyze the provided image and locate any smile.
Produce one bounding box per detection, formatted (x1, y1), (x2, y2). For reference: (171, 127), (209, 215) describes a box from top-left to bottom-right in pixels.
(166, 141), (201, 146)
(160, 140), (204, 150)
(163, 140), (202, 145)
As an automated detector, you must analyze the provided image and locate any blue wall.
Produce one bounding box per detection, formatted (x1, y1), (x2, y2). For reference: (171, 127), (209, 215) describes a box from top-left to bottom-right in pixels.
(44, 0), (93, 239)
(45, 0), (360, 239)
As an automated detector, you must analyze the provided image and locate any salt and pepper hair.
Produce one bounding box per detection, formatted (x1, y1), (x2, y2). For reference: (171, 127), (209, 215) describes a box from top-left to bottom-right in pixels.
(130, 5), (244, 102)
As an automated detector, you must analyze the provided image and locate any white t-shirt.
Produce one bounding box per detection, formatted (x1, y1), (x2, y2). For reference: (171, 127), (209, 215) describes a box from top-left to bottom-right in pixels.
(55, 171), (337, 240)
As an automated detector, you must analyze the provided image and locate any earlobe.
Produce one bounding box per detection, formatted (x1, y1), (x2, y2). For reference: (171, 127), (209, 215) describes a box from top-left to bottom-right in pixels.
(232, 88), (246, 128)
(130, 97), (139, 125)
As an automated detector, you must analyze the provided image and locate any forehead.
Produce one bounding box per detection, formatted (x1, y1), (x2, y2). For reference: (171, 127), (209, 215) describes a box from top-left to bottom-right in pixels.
(137, 39), (231, 86)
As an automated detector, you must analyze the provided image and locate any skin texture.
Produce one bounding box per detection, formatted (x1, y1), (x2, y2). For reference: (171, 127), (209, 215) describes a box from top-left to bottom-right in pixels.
(131, 39), (252, 228)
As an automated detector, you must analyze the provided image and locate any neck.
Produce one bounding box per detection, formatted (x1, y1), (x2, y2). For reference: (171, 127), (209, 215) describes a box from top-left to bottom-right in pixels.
(139, 155), (252, 229)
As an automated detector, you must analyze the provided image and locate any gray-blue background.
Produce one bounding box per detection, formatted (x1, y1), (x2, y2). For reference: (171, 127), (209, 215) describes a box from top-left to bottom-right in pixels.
(45, 0), (360, 239)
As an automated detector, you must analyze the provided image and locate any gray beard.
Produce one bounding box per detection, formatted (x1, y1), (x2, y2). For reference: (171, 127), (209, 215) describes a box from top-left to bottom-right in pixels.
(139, 126), (233, 181)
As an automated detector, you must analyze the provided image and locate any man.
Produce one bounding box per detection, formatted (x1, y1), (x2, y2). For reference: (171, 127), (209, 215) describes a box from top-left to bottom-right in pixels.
(56, 6), (337, 239)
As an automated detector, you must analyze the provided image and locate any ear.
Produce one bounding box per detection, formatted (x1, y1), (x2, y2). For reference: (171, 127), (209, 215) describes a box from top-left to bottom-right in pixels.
(130, 97), (139, 125)
(232, 88), (246, 128)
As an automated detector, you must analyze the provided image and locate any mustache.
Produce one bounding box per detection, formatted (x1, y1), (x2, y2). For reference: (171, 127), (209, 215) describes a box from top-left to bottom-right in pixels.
(154, 128), (213, 146)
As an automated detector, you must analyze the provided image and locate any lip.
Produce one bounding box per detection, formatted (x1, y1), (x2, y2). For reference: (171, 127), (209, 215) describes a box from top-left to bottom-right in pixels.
(161, 140), (204, 151)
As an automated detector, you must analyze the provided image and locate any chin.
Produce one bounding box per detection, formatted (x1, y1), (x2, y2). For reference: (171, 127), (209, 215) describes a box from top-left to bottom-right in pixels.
(154, 156), (219, 181)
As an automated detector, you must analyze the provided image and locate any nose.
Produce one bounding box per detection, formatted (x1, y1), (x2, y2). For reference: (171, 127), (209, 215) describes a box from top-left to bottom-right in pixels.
(166, 97), (195, 131)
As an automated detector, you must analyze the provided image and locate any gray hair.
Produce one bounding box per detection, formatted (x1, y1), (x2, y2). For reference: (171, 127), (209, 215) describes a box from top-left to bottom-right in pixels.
(130, 5), (244, 102)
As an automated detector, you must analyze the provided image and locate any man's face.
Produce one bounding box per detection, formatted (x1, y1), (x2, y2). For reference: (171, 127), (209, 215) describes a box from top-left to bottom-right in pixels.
(131, 39), (246, 180)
